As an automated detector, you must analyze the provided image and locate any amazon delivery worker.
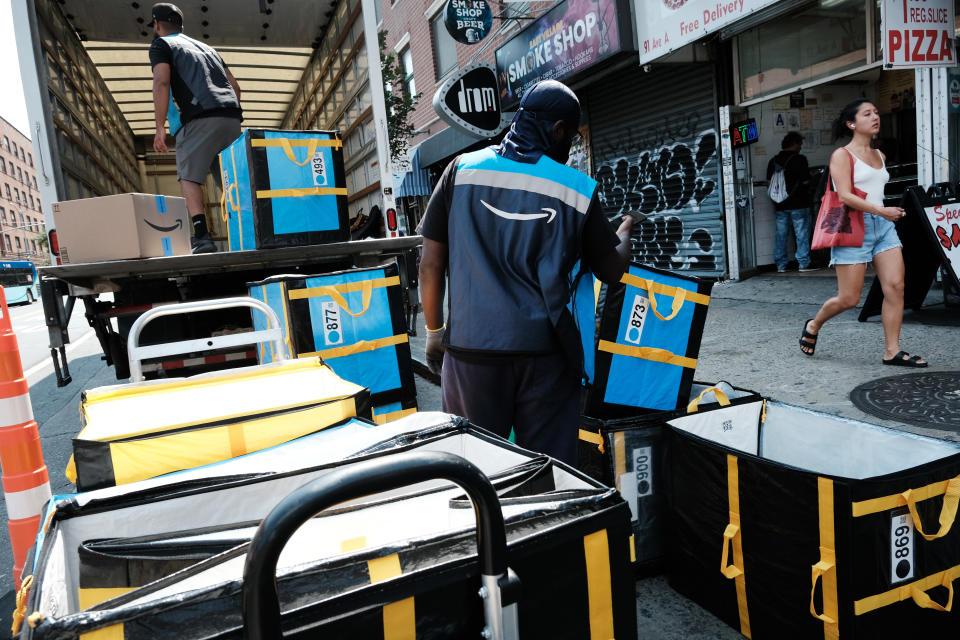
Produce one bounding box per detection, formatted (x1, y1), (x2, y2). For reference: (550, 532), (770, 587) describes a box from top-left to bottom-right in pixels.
(418, 80), (632, 465)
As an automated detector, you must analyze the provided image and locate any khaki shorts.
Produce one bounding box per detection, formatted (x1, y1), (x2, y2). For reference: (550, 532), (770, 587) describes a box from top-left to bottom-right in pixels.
(175, 116), (242, 184)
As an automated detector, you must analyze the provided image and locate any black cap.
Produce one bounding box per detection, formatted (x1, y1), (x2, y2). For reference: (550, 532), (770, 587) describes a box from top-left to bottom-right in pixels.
(150, 3), (183, 28)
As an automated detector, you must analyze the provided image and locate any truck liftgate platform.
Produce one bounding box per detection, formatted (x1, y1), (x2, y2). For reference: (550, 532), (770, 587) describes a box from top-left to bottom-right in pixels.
(38, 237), (423, 387)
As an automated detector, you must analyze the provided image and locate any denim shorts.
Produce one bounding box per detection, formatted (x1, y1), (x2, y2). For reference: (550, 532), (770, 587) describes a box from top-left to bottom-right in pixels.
(830, 213), (902, 266)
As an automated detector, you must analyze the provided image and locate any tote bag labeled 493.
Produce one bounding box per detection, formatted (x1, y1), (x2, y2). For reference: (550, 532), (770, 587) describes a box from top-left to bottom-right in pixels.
(220, 129), (349, 251)
(587, 263), (712, 417)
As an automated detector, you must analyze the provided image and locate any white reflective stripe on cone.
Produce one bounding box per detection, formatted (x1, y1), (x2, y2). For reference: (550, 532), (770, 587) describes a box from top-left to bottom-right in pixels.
(0, 393), (34, 427)
(4, 482), (51, 520)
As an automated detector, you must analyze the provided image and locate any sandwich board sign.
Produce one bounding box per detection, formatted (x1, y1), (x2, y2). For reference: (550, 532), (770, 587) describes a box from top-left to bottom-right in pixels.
(432, 61), (503, 137)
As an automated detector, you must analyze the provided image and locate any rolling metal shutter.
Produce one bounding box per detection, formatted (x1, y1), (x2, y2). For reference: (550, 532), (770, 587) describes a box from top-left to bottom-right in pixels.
(585, 64), (726, 277)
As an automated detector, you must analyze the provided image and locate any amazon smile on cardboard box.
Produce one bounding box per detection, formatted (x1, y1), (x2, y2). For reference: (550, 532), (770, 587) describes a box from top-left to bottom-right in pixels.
(53, 193), (192, 264)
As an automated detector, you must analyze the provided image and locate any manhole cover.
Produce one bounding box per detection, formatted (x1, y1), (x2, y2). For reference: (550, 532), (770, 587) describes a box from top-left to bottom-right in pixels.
(851, 372), (960, 431)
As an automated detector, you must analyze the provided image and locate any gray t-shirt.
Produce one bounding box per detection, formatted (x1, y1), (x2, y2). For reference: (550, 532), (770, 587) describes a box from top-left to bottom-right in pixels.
(149, 34), (242, 127)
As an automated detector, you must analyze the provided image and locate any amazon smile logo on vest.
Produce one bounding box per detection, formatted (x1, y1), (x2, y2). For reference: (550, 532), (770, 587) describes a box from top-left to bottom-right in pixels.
(481, 199), (556, 222)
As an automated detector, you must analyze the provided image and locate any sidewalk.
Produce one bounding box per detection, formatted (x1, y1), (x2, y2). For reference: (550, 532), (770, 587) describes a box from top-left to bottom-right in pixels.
(410, 270), (958, 438)
(407, 270), (959, 638)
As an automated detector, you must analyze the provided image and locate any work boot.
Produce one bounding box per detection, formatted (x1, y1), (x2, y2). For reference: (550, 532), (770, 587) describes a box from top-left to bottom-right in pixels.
(191, 233), (217, 254)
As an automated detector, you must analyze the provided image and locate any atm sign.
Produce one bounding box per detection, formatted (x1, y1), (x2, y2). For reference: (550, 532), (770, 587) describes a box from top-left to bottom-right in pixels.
(731, 119), (758, 148)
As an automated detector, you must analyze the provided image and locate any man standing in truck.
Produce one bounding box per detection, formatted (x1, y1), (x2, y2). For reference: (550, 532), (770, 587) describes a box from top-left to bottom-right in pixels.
(149, 2), (242, 254)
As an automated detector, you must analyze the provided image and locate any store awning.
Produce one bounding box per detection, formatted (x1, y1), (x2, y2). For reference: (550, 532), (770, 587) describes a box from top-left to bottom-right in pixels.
(392, 146), (432, 198)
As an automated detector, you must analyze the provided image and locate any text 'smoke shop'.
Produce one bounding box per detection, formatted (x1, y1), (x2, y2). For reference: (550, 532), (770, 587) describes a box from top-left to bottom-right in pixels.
(494, 0), (631, 109)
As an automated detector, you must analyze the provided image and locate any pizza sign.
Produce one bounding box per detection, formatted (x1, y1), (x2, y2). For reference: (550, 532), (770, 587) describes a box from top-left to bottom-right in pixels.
(882, 0), (956, 68)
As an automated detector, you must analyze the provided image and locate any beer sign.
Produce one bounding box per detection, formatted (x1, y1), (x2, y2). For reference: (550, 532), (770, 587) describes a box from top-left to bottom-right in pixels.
(882, 0), (956, 68)
(433, 61), (502, 137)
(444, 0), (493, 45)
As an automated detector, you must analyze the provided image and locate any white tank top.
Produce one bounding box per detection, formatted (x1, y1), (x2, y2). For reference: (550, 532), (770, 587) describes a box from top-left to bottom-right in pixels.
(851, 150), (889, 210)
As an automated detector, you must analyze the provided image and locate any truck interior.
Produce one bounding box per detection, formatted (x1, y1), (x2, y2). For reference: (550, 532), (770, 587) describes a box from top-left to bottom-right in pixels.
(22, 0), (417, 385)
(27, 0), (349, 240)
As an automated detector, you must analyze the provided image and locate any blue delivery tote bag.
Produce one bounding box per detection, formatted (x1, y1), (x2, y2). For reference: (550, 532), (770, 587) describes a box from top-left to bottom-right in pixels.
(587, 263), (712, 418)
(220, 129), (348, 250)
(249, 263), (417, 424)
(567, 262), (599, 387)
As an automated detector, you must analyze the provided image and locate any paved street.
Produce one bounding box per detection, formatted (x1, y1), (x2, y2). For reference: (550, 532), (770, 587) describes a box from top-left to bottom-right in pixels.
(0, 272), (955, 637)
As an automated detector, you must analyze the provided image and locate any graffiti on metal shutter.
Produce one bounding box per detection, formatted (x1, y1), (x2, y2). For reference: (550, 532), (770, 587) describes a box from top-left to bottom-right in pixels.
(594, 126), (719, 272)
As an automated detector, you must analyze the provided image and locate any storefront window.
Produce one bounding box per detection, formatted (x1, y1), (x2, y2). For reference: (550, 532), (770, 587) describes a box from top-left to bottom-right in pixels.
(737, 0), (868, 102)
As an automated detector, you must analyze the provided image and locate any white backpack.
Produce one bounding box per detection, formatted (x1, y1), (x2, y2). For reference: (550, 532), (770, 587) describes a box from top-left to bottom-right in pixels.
(767, 155), (795, 204)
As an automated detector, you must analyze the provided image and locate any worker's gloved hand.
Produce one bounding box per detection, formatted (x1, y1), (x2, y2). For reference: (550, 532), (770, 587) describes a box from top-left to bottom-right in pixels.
(425, 325), (445, 375)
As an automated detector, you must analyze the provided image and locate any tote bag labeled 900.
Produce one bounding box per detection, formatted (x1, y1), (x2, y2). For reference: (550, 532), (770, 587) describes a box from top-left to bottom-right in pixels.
(811, 150), (866, 250)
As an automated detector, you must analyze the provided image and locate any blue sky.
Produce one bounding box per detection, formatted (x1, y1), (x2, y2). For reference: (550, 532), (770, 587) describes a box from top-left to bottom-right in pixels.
(2, 0), (32, 136)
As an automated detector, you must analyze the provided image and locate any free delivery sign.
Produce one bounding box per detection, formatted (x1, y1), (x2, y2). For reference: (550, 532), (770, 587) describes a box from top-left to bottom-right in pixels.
(636, 0), (781, 64)
(882, 0), (956, 68)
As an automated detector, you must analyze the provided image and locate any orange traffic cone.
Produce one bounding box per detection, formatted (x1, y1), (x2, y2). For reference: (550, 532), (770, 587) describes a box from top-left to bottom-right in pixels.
(0, 287), (50, 589)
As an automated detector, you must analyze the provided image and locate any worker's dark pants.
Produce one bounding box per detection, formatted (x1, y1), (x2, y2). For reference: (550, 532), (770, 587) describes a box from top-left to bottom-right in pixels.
(440, 352), (580, 466)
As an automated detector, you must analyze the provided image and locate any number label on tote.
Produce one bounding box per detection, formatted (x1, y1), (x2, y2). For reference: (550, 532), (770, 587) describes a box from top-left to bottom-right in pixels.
(634, 446), (653, 498)
(624, 295), (649, 345)
(321, 301), (343, 346)
(312, 149), (328, 186)
(890, 512), (914, 583)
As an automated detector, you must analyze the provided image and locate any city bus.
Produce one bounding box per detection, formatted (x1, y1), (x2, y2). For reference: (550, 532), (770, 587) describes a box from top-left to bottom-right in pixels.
(0, 261), (39, 305)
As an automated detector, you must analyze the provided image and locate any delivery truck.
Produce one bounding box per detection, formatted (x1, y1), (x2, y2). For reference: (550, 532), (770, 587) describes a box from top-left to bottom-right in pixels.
(11, 0), (419, 385)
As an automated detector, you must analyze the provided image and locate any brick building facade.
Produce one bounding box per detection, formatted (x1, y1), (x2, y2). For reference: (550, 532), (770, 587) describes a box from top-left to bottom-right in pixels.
(377, 0), (551, 159)
(0, 117), (47, 264)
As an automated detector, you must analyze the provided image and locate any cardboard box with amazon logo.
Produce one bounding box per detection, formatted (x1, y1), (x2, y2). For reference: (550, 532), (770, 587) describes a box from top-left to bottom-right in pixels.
(52, 194), (193, 264)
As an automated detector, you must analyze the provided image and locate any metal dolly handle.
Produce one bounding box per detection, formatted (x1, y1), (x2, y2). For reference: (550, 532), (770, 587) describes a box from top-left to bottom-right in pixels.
(241, 450), (521, 640)
(126, 296), (287, 382)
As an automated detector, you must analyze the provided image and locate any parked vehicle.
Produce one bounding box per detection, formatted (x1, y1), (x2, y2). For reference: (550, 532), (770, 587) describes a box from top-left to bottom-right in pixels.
(0, 260), (38, 304)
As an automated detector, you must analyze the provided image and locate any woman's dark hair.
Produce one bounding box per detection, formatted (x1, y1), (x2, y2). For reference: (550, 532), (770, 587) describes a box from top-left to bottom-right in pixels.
(832, 98), (873, 141)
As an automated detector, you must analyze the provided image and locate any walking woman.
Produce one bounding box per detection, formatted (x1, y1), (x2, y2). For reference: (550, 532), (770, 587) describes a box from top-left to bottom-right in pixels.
(798, 98), (928, 367)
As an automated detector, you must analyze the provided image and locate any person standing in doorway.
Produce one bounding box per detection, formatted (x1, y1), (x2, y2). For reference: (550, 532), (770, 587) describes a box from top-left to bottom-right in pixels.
(417, 80), (632, 465)
(799, 99), (927, 367)
(767, 131), (815, 272)
(149, 2), (242, 253)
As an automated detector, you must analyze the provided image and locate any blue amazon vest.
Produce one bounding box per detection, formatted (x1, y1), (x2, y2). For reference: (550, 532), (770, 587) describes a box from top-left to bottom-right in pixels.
(446, 147), (597, 353)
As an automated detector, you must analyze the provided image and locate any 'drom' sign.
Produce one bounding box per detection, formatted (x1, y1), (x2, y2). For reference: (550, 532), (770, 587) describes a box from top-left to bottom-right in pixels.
(432, 61), (503, 137)
(882, 0), (956, 68)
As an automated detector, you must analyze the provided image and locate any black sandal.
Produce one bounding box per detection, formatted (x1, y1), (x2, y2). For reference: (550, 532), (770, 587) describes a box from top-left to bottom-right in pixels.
(799, 319), (818, 356)
(882, 351), (929, 368)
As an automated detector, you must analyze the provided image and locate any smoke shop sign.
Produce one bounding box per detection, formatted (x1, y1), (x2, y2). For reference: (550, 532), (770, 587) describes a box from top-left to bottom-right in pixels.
(882, 0), (955, 69)
(495, 0), (625, 110)
(444, 0), (493, 44)
(433, 61), (503, 137)
(636, 0), (780, 64)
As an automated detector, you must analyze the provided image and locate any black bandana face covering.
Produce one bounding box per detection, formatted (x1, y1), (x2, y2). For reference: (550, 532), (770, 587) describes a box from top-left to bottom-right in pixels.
(498, 80), (580, 164)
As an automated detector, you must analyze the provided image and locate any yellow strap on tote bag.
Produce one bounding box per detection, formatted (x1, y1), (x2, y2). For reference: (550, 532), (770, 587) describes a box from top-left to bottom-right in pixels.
(720, 454), (751, 638)
(620, 273), (710, 321)
(851, 475), (960, 541)
(250, 137), (343, 165)
(902, 477), (960, 541)
(687, 386), (732, 413)
(855, 565), (960, 615)
(810, 477), (840, 639)
(288, 276), (400, 318)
